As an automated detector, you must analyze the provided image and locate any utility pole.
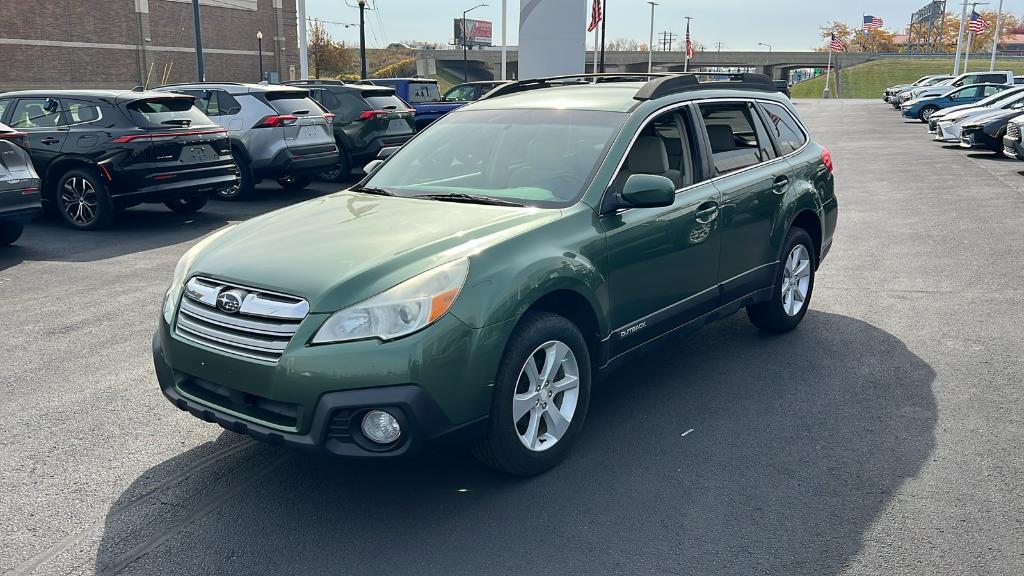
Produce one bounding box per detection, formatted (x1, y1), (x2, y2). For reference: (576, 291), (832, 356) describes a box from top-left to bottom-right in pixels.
(191, 0), (205, 81)
(647, 2), (657, 73)
(714, 41), (724, 53)
(357, 0), (368, 79)
(990, 0), (1004, 70)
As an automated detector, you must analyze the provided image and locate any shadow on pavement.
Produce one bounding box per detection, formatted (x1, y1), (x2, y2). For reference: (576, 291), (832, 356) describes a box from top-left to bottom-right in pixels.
(93, 311), (936, 576)
(0, 182), (345, 271)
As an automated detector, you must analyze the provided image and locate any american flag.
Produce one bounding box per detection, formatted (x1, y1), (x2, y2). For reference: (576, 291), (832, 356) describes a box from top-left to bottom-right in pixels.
(587, 0), (602, 33)
(830, 32), (848, 52)
(685, 20), (695, 59)
(863, 15), (884, 31)
(969, 10), (989, 35)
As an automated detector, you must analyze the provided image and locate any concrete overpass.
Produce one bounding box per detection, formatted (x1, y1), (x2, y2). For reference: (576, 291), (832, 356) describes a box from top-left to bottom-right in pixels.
(416, 49), (875, 82)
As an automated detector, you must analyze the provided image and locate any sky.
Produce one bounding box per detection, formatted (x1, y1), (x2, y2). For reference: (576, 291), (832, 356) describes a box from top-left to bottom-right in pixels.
(304, 0), (1001, 52)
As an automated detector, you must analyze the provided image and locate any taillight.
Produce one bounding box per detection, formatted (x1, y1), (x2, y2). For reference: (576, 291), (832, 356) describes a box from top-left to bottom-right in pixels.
(821, 148), (834, 173)
(323, 113), (336, 123)
(356, 110), (389, 121)
(111, 128), (226, 143)
(253, 115), (298, 128)
(0, 130), (30, 149)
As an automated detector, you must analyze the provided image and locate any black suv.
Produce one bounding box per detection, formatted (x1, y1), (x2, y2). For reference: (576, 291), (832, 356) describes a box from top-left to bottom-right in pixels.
(285, 80), (415, 182)
(0, 90), (237, 229)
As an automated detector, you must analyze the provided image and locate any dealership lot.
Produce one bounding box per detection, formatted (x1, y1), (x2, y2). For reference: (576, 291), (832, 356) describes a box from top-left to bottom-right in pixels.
(2, 99), (1023, 574)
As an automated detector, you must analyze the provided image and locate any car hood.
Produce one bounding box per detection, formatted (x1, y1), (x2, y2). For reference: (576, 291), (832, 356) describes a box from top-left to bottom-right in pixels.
(940, 106), (992, 122)
(913, 87), (953, 98)
(965, 108), (1021, 127)
(187, 191), (559, 313)
(934, 103), (986, 118)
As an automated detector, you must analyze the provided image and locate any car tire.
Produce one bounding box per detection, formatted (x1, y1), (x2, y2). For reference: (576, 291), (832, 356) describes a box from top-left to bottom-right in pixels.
(164, 195), (208, 214)
(217, 149), (253, 201)
(746, 227), (816, 333)
(277, 175), (314, 190)
(0, 222), (24, 247)
(318, 151), (351, 183)
(919, 106), (939, 123)
(471, 311), (591, 476)
(55, 167), (115, 230)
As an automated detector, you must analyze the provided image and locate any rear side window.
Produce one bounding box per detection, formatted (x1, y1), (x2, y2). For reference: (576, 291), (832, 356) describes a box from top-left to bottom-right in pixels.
(980, 74), (1006, 83)
(126, 98), (210, 129)
(364, 94), (408, 110)
(760, 102), (807, 156)
(406, 82), (441, 103)
(9, 98), (64, 129)
(265, 91), (324, 116)
(699, 102), (765, 175)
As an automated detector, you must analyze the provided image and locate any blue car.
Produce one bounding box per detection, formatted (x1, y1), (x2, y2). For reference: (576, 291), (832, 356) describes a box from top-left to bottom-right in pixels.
(903, 83), (1011, 122)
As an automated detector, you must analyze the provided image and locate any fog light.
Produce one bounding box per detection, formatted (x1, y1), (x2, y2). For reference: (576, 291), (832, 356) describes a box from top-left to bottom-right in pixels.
(361, 410), (401, 444)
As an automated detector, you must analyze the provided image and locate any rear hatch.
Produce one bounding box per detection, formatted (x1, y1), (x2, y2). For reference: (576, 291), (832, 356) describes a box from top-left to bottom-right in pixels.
(0, 126), (40, 207)
(263, 90), (335, 150)
(360, 90), (415, 137)
(117, 95), (235, 189)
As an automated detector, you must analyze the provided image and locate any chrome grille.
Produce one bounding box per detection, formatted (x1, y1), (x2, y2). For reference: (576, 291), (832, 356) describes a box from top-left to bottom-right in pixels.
(174, 277), (308, 363)
(1008, 121), (1021, 142)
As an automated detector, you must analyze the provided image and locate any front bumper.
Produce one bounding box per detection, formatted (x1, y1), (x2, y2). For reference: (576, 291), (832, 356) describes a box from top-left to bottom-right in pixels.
(960, 128), (1001, 151)
(901, 107), (917, 119)
(934, 123), (961, 143)
(153, 311), (508, 458)
(1002, 134), (1024, 158)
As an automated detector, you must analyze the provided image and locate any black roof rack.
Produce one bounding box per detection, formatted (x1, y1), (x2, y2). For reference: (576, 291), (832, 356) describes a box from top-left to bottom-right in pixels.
(633, 73), (776, 100)
(285, 79), (347, 86)
(480, 73), (672, 100)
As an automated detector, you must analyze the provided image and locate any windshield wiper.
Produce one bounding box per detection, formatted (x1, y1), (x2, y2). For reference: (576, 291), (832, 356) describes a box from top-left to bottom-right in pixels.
(351, 185), (396, 196)
(415, 193), (525, 207)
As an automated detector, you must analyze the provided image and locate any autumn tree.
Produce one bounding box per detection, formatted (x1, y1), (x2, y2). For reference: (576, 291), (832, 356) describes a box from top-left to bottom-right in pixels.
(307, 19), (354, 78)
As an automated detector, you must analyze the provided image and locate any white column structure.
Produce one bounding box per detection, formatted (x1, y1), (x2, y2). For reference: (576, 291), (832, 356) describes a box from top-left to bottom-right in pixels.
(518, 0), (585, 79)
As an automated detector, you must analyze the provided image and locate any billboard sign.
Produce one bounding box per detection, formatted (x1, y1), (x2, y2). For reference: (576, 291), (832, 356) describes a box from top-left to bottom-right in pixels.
(455, 18), (493, 47)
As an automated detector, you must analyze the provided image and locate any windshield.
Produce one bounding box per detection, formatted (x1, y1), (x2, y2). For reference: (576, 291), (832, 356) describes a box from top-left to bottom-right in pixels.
(979, 88), (1024, 107)
(362, 108), (627, 208)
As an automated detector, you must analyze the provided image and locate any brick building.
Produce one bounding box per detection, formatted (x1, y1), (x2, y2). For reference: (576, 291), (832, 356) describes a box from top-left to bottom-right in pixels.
(0, 0), (300, 91)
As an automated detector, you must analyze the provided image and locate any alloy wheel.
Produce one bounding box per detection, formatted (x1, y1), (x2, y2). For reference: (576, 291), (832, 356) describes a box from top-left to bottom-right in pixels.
(781, 244), (812, 317)
(513, 340), (580, 452)
(61, 177), (98, 225)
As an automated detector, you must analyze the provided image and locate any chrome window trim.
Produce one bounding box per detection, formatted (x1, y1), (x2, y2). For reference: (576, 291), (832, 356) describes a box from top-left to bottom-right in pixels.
(604, 96), (810, 207)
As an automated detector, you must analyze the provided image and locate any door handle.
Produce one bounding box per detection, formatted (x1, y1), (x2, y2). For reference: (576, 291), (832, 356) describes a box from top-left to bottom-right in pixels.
(40, 137), (60, 145)
(695, 202), (719, 224)
(772, 176), (790, 195)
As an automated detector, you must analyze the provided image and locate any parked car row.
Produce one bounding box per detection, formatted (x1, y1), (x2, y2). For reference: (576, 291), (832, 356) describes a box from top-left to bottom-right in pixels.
(0, 77), (496, 239)
(883, 71), (1024, 159)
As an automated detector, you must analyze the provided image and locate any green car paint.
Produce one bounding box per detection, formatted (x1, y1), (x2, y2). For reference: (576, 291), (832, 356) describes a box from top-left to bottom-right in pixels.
(153, 78), (837, 460)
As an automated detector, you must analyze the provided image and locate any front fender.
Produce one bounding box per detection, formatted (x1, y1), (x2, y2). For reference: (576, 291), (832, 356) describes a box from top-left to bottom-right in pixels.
(449, 207), (609, 336)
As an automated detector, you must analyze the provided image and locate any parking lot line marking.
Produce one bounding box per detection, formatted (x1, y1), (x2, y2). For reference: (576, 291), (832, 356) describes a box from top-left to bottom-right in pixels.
(681, 429), (693, 437)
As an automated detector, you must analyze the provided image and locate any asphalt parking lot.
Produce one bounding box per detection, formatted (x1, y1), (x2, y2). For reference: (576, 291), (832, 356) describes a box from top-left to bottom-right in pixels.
(2, 99), (1023, 575)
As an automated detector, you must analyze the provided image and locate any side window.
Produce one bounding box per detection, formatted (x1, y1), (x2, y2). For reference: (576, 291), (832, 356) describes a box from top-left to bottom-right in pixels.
(760, 102), (807, 156)
(0, 99), (10, 122)
(319, 89), (342, 111)
(336, 93), (369, 122)
(610, 108), (703, 204)
(956, 86), (981, 99)
(980, 74), (1005, 84)
(699, 101), (766, 176)
(63, 100), (103, 126)
(217, 91), (242, 115)
(444, 85), (475, 101)
(983, 85), (1003, 97)
(9, 98), (64, 129)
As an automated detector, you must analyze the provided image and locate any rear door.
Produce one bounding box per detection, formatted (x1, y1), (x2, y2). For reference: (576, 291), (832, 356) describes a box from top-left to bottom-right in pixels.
(263, 91), (333, 150)
(6, 97), (68, 172)
(697, 100), (789, 303)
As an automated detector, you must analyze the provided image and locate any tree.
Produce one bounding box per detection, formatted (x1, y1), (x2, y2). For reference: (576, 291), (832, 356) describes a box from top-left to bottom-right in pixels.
(605, 38), (644, 51)
(307, 19), (354, 78)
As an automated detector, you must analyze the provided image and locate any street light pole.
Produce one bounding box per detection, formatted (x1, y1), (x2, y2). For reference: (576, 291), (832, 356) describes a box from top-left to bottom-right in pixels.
(191, 0), (205, 81)
(647, 2), (657, 74)
(358, 0), (368, 80)
(257, 31), (264, 81)
(462, 3), (488, 83)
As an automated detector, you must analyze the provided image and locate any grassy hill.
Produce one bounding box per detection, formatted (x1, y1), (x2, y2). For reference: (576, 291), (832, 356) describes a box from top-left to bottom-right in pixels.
(791, 57), (1024, 99)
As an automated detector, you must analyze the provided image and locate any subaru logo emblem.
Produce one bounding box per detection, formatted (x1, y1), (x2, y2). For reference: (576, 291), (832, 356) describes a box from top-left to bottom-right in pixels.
(216, 289), (245, 314)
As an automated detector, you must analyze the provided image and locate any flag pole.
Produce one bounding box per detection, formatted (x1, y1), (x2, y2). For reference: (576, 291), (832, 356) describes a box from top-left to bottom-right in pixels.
(599, 0), (607, 72)
(990, 0), (1004, 71)
(647, 2), (657, 74)
(683, 17), (692, 73)
(954, 0), (969, 74)
(823, 38), (833, 99)
(593, 21), (600, 73)
(964, 29), (973, 72)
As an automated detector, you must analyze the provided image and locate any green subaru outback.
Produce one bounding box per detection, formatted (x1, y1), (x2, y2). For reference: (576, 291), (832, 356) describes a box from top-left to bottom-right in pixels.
(153, 73), (837, 476)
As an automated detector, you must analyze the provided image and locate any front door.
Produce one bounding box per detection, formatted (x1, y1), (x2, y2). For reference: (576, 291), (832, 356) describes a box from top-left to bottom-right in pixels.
(697, 100), (789, 303)
(601, 108), (722, 357)
(7, 97), (68, 173)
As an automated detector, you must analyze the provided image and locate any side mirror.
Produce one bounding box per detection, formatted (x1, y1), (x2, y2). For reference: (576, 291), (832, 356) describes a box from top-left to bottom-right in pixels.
(617, 174), (676, 209)
(363, 159), (385, 174)
(377, 146), (400, 160)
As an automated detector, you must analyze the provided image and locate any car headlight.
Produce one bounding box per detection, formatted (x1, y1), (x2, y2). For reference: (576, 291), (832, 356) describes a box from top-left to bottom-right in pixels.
(312, 258), (470, 344)
(162, 226), (235, 324)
